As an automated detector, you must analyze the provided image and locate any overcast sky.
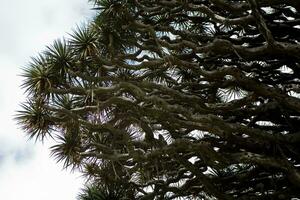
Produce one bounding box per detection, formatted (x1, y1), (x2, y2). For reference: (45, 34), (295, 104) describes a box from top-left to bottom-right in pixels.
(0, 0), (93, 199)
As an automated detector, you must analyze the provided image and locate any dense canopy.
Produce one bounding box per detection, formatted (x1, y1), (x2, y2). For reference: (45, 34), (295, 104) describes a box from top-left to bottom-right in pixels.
(18, 0), (300, 199)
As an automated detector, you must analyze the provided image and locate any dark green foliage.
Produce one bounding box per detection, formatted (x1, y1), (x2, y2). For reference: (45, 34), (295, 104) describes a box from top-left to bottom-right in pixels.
(78, 182), (133, 200)
(18, 0), (300, 199)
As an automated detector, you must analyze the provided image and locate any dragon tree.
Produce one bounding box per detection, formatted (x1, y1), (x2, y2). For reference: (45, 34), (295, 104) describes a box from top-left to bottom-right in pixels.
(18, 0), (300, 199)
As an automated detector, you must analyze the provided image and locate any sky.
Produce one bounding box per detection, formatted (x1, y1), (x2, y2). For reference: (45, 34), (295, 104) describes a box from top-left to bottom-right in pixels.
(0, 0), (94, 199)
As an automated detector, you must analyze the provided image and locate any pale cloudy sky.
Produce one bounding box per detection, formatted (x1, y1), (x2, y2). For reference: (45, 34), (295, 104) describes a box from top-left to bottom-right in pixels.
(0, 0), (93, 199)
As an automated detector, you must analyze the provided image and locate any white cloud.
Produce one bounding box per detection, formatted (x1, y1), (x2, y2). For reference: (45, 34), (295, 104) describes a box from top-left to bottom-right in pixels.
(0, 143), (83, 200)
(0, 0), (93, 63)
(0, 0), (94, 199)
